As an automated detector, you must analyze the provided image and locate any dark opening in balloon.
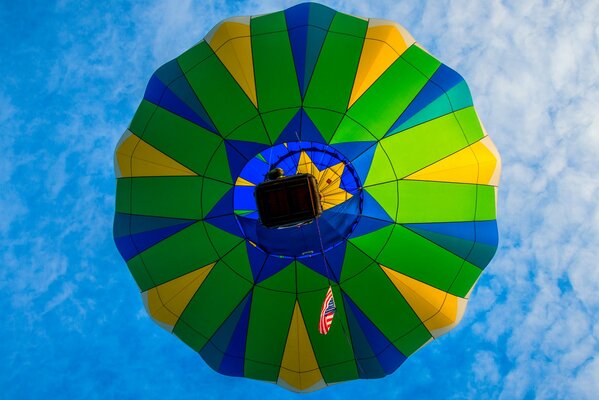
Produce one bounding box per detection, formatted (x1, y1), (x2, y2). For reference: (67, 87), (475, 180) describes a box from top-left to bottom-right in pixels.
(255, 173), (322, 228)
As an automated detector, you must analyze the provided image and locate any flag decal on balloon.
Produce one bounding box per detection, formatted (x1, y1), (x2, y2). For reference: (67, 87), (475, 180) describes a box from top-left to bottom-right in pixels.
(319, 286), (336, 335)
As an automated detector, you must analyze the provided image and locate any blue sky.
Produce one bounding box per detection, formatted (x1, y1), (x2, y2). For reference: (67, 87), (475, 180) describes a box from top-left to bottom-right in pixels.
(2, 0), (599, 399)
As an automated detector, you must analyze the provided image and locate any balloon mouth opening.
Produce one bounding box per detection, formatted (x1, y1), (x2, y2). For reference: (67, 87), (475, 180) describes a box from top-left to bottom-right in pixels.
(255, 172), (323, 228)
(234, 141), (362, 257)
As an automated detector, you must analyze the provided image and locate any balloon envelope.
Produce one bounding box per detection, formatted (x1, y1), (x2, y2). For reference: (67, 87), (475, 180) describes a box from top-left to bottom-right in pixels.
(114, 2), (501, 392)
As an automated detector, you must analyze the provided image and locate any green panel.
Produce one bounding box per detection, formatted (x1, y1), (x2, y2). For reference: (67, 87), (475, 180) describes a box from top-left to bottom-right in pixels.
(201, 178), (232, 217)
(127, 176), (203, 219)
(393, 324), (431, 356)
(244, 286), (296, 381)
(204, 223), (244, 259)
(261, 108), (299, 143)
(341, 264), (423, 342)
(348, 225), (394, 261)
(177, 40), (214, 72)
(126, 255), (153, 291)
(173, 319), (207, 352)
(129, 100), (156, 136)
(340, 242), (377, 282)
(185, 51), (258, 135)
(327, 11), (367, 36)
(296, 261), (327, 293)
(252, 13), (301, 112)
(221, 241), (254, 283)
(330, 116), (377, 144)
(364, 144), (395, 187)
(115, 179), (132, 213)
(389, 93), (453, 135)
(296, 273), (358, 382)
(379, 112), (470, 179)
(204, 142), (232, 184)
(401, 45), (442, 79)
(347, 58), (429, 139)
(454, 107), (485, 144)
(378, 225), (466, 292)
(449, 262), (482, 297)
(396, 181), (479, 223)
(304, 108), (344, 143)
(364, 182), (398, 221)
(257, 262), (295, 292)
(476, 185), (497, 220)
(141, 106), (222, 175)
(251, 11), (285, 35)
(303, 14), (367, 113)
(133, 221), (218, 290)
(174, 260), (252, 350)
(226, 115), (271, 144)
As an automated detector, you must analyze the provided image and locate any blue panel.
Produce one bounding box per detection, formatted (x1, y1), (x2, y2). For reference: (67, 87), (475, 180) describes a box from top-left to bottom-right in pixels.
(385, 80), (446, 136)
(126, 221), (195, 260)
(143, 74), (167, 105)
(350, 144), (376, 183)
(299, 108), (326, 143)
(274, 109), (302, 145)
(233, 186), (257, 211)
(343, 294), (406, 375)
(430, 64), (464, 91)
(343, 293), (385, 378)
(200, 292), (251, 375)
(154, 59), (182, 83)
(349, 217), (393, 240)
(255, 255), (293, 283)
(246, 242), (268, 281)
(205, 214), (244, 238)
(331, 140), (376, 164)
(362, 190), (394, 222)
(205, 188), (235, 218)
(169, 76), (217, 133)
(474, 220), (499, 246)
(299, 241), (346, 281)
(219, 291), (253, 376)
(114, 235), (137, 261)
(158, 85), (215, 129)
(224, 141), (248, 181)
(285, 3), (335, 97)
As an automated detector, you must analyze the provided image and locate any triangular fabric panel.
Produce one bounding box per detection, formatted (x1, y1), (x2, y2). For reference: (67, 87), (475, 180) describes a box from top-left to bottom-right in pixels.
(143, 262), (216, 331)
(206, 17), (257, 107)
(403, 220), (498, 268)
(200, 291), (252, 376)
(117, 221), (196, 261)
(273, 109), (302, 144)
(285, 3), (336, 98)
(404, 137), (500, 185)
(278, 302), (324, 392)
(255, 255), (294, 284)
(298, 242), (347, 282)
(115, 130), (197, 178)
(144, 60), (218, 133)
(343, 293), (407, 375)
(380, 265), (467, 338)
(348, 21), (413, 107)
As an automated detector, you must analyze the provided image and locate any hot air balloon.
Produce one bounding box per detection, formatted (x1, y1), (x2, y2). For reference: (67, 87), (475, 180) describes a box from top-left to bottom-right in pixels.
(113, 2), (500, 392)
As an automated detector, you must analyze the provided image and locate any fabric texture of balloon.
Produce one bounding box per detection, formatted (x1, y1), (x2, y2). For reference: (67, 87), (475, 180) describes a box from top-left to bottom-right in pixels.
(113, 2), (501, 393)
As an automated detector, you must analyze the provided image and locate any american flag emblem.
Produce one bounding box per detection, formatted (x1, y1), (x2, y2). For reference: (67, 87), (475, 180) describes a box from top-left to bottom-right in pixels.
(319, 286), (336, 335)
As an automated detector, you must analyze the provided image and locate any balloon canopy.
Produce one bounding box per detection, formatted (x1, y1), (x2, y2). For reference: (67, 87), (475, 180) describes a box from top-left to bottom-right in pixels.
(114, 2), (501, 393)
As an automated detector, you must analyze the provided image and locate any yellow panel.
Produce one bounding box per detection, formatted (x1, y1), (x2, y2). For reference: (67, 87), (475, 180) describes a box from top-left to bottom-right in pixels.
(278, 302), (323, 392)
(206, 19), (257, 107)
(381, 265), (462, 337)
(348, 22), (413, 108)
(404, 137), (500, 185)
(144, 263), (216, 330)
(116, 131), (196, 177)
(235, 177), (255, 186)
(296, 152), (352, 210)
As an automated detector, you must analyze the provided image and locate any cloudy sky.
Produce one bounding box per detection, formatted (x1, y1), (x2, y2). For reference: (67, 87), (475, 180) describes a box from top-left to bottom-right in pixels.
(2, 0), (598, 398)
